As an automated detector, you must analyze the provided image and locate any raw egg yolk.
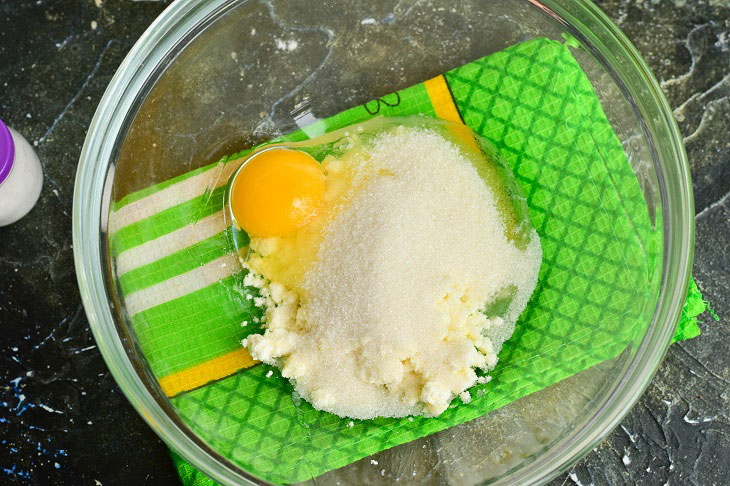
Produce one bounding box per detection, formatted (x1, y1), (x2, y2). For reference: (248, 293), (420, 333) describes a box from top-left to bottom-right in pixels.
(230, 148), (326, 237)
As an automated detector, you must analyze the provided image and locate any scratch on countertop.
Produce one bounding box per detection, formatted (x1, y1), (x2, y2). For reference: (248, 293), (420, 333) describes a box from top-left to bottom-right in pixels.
(35, 39), (120, 147)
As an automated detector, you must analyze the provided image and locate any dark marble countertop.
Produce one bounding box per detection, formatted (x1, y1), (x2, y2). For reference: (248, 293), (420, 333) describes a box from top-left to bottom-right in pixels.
(0, 1), (727, 485)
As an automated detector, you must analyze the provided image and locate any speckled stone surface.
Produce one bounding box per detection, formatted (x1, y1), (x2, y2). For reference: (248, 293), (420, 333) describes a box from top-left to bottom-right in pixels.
(0, 0), (727, 485)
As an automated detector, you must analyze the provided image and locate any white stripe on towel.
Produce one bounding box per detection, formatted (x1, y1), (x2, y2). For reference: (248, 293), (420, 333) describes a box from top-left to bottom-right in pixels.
(124, 253), (239, 316)
(116, 211), (227, 276)
(109, 160), (241, 235)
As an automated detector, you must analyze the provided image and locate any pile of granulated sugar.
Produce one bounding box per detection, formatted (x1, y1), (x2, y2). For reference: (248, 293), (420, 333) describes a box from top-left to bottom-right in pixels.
(245, 126), (542, 419)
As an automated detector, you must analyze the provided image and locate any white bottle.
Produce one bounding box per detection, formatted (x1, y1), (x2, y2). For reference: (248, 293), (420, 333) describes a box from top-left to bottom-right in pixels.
(0, 119), (43, 226)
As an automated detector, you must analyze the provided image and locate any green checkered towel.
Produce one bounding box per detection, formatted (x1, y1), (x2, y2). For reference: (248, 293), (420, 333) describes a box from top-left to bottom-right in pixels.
(108, 37), (710, 485)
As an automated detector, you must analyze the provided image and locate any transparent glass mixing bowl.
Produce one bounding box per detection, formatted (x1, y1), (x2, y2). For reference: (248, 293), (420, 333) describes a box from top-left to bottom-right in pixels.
(73, 0), (694, 484)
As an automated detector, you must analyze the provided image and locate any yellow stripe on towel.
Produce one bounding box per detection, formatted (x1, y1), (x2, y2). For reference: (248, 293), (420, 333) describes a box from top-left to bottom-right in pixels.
(424, 75), (463, 123)
(159, 348), (258, 397)
(424, 74), (481, 154)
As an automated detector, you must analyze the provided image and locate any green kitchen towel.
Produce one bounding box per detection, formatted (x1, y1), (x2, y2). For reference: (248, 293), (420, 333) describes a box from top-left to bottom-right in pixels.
(169, 282), (708, 486)
(108, 37), (710, 484)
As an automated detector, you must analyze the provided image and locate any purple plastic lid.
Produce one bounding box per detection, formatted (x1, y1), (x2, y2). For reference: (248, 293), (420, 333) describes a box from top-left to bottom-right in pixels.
(0, 118), (15, 185)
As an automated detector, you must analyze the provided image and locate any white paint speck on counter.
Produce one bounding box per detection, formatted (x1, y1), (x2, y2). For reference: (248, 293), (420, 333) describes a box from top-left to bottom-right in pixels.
(569, 471), (584, 486)
(274, 38), (298, 51)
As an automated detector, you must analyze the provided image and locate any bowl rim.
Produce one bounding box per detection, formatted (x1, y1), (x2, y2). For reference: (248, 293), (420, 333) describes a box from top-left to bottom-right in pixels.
(72, 0), (694, 484)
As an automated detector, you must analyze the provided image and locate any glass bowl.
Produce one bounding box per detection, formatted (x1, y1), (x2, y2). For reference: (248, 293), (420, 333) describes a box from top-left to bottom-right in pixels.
(72, 0), (694, 484)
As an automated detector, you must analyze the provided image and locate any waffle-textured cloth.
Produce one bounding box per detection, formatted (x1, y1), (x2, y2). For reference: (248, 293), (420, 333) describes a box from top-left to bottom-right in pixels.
(109, 37), (708, 484)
